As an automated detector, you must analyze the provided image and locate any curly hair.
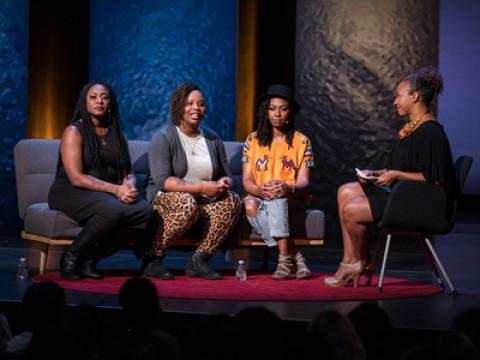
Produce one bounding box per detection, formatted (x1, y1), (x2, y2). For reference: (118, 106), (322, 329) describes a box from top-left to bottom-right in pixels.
(71, 80), (131, 180)
(170, 82), (202, 126)
(404, 66), (444, 110)
(256, 98), (296, 148)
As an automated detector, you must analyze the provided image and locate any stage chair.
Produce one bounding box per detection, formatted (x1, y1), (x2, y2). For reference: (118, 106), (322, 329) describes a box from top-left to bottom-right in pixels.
(373, 155), (473, 294)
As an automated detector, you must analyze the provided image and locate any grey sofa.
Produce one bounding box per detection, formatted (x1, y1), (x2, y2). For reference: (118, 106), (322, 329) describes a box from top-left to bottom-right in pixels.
(14, 139), (325, 274)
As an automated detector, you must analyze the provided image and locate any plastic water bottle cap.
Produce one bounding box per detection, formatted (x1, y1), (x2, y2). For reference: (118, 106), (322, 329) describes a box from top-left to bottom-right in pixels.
(238, 260), (245, 265)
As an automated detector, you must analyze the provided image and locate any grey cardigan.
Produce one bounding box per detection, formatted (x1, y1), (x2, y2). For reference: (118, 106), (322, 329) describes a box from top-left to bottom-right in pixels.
(145, 125), (232, 203)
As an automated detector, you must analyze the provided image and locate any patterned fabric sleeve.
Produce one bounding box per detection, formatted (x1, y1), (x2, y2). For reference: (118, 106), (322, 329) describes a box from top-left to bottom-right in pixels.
(242, 133), (255, 164)
(301, 135), (315, 168)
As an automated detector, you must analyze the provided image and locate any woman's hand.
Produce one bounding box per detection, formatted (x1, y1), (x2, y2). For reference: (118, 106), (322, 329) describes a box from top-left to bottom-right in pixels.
(216, 177), (232, 191)
(200, 181), (228, 197)
(375, 170), (398, 186)
(124, 175), (137, 191)
(262, 180), (288, 199)
(115, 181), (137, 204)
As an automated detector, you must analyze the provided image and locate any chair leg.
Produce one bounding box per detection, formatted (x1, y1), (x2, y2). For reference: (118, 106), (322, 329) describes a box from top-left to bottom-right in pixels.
(39, 243), (49, 275)
(367, 229), (386, 287)
(418, 235), (443, 286)
(377, 233), (392, 293)
(423, 237), (457, 295)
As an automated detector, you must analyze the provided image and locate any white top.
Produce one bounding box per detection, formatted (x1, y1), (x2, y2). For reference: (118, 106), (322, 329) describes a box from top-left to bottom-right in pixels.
(176, 126), (213, 182)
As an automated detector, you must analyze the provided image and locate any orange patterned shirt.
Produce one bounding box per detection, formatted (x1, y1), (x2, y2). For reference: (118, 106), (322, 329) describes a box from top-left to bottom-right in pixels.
(242, 131), (314, 186)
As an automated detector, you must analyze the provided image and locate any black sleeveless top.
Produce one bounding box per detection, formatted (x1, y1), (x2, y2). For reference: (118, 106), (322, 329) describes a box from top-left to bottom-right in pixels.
(55, 120), (123, 184)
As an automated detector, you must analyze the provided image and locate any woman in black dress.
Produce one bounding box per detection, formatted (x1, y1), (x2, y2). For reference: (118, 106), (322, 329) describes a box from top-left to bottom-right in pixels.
(325, 67), (455, 288)
(48, 81), (155, 280)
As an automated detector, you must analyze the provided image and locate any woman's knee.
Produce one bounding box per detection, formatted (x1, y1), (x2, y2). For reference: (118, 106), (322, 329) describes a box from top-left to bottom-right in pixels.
(244, 197), (260, 217)
(342, 197), (370, 224)
(158, 192), (198, 218)
(337, 182), (361, 203)
(136, 200), (156, 222)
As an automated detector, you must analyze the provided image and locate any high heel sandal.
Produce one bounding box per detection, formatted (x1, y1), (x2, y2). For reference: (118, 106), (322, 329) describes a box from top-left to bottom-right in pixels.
(324, 261), (364, 288)
(272, 255), (294, 280)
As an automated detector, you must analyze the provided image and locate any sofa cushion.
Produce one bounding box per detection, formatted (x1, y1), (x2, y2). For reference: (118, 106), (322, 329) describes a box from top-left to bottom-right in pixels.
(16, 139), (325, 244)
(240, 209), (325, 240)
(24, 203), (82, 239)
(305, 209), (326, 239)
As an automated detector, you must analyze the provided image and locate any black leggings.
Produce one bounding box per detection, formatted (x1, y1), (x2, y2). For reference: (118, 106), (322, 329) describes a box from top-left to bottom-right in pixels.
(48, 179), (156, 259)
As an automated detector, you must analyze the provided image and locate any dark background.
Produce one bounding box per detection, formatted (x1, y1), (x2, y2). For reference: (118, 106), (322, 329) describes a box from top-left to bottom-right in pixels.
(1, 0), (479, 247)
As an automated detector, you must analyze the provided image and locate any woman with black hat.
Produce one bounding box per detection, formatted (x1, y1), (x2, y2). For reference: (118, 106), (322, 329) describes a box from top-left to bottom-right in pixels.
(242, 84), (315, 280)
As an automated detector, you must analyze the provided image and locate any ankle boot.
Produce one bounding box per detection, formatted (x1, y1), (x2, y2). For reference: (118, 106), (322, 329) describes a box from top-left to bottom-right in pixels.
(60, 250), (83, 280)
(62, 224), (102, 280)
(294, 251), (312, 280)
(142, 256), (174, 280)
(272, 254), (293, 280)
(81, 259), (103, 279)
(185, 252), (222, 280)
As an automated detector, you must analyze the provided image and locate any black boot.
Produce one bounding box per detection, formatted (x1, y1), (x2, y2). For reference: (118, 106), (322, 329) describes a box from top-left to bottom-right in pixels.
(185, 252), (222, 280)
(142, 256), (174, 280)
(60, 250), (83, 280)
(81, 259), (103, 279)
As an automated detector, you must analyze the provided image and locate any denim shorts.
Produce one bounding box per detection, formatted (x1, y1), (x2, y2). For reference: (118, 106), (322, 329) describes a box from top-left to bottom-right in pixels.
(247, 197), (290, 247)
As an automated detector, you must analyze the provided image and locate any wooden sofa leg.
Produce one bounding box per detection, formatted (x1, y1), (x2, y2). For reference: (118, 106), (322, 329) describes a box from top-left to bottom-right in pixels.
(39, 243), (50, 275)
(262, 248), (269, 272)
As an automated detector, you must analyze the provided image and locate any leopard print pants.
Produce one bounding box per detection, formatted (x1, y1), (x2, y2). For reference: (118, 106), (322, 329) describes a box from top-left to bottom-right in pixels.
(151, 191), (241, 257)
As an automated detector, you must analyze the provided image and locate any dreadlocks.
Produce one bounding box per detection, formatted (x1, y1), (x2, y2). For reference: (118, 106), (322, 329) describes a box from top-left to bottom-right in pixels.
(255, 98), (296, 148)
(71, 80), (131, 181)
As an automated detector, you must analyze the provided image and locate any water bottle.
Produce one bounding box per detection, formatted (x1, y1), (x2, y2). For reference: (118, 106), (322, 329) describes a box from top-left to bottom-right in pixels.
(235, 260), (247, 281)
(16, 257), (28, 280)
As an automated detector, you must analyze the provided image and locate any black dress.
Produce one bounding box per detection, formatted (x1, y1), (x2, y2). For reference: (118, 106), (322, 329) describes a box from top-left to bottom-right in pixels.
(362, 120), (455, 222)
(48, 120), (155, 259)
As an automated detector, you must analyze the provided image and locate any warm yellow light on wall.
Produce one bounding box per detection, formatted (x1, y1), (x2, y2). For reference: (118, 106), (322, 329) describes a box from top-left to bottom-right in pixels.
(236, 0), (258, 141)
(27, 61), (71, 140)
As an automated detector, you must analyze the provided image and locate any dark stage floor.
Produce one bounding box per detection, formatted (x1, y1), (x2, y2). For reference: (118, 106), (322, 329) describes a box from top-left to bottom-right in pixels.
(0, 233), (479, 333)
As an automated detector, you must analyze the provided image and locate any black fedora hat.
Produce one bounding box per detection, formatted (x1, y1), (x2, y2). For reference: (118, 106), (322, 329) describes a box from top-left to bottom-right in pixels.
(257, 84), (300, 114)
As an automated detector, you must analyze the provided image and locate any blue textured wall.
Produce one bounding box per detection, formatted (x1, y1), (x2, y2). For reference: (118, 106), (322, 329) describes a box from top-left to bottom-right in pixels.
(439, 0), (480, 194)
(90, 0), (237, 141)
(0, 0), (29, 235)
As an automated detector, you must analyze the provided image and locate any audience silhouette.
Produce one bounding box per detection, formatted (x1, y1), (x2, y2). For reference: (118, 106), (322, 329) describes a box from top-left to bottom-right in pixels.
(2, 279), (479, 360)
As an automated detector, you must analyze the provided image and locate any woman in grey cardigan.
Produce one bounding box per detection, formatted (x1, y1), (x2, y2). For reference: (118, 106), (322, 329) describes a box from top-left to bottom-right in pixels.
(145, 82), (241, 280)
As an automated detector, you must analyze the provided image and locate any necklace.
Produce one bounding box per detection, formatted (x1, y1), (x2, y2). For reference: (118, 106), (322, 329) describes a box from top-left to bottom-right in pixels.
(98, 134), (107, 146)
(398, 110), (432, 139)
(94, 127), (109, 146)
(178, 129), (202, 156)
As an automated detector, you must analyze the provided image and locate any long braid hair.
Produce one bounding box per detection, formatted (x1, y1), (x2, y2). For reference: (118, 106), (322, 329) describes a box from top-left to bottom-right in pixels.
(256, 98), (296, 148)
(71, 80), (131, 181)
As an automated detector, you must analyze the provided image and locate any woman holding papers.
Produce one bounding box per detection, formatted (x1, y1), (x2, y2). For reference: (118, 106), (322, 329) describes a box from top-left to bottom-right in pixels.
(325, 67), (455, 288)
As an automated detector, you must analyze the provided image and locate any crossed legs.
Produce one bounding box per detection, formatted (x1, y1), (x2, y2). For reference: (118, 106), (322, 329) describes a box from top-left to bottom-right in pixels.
(325, 182), (374, 287)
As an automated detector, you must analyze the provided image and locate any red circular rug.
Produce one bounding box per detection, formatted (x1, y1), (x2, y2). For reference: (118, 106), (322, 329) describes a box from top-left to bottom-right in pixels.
(34, 272), (443, 301)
